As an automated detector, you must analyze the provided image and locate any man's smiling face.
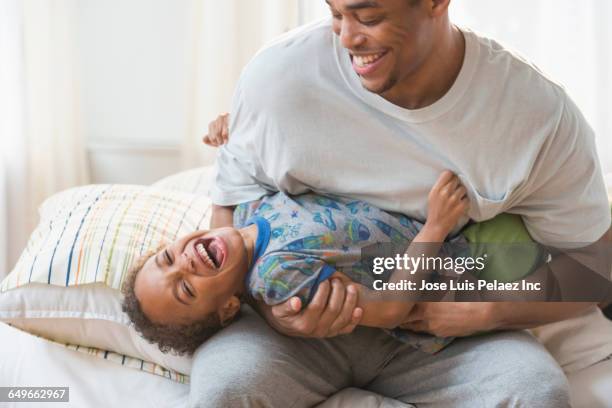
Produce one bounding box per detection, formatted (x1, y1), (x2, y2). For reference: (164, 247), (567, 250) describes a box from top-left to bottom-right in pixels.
(327, 0), (435, 95)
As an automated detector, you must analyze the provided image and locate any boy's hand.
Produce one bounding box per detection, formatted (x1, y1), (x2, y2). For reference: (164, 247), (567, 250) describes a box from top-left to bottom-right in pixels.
(203, 113), (229, 147)
(425, 170), (469, 238)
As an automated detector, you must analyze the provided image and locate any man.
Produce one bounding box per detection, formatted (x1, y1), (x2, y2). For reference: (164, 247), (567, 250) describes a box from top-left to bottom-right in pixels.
(192, 0), (612, 406)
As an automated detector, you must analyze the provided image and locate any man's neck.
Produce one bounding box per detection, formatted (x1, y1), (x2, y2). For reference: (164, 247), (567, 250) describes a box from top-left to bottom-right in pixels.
(382, 23), (466, 110)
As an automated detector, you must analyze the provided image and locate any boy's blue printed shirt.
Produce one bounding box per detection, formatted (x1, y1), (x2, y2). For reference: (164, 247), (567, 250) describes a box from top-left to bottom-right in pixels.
(235, 192), (464, 353)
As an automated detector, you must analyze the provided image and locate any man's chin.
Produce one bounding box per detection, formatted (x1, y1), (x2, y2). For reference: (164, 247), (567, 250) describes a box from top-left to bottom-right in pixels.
(360, 76), (397, 96)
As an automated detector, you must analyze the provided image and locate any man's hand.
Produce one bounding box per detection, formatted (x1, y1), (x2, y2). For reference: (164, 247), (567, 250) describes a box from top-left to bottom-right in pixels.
(400, 301), (597, 337)
(400, 302), (496, 338)
(264, 279), (363, 338)
(203, 113), (229, 147)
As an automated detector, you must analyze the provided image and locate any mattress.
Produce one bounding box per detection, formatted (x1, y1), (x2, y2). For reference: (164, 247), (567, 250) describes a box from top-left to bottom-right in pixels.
(0, 322), (189, 408)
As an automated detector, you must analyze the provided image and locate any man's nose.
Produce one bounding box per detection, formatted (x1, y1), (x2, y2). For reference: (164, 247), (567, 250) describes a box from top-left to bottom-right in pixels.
(339, 20), (366, 50)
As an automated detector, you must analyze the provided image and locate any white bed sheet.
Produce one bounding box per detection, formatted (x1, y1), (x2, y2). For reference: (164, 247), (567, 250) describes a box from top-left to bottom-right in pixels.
(3, 320), (612, 408)
(0, 323), (189, 408)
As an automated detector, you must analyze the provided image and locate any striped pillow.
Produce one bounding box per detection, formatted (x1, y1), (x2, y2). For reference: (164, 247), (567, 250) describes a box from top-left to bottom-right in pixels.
(2, 184), (210, 290)
(0, 181), (212, 378)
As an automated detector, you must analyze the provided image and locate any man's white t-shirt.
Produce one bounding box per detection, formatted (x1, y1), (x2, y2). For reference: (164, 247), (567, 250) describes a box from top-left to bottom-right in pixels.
(211, 18), (610, 247)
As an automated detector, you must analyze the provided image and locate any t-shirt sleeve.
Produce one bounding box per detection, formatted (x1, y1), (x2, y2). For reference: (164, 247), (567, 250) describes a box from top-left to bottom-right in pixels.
(513, 95), (611, 247)
(249, 252), (336, 306)
(209, 78), (273, 206)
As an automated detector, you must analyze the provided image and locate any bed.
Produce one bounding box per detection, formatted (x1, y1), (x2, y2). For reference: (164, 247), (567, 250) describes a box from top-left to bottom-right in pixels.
(0, 322), (188, 408)
(3, 320), (612, 407)
(1, 167), (611, 408)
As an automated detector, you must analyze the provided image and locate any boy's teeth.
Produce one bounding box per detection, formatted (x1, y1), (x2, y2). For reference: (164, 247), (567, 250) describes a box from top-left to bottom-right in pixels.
(196, 242), (215, 268)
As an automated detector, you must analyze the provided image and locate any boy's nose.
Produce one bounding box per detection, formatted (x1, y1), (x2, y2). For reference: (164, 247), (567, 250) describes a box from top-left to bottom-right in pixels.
(178, 252), (196, 274)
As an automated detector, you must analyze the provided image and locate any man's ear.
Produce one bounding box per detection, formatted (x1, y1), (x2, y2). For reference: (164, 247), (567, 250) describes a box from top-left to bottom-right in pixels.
(429, 0), (451, 17)
(217, 295), (241, 326)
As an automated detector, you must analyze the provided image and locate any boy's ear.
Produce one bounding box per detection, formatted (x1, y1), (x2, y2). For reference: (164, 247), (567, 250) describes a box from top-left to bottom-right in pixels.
(217, 296), (241, 326)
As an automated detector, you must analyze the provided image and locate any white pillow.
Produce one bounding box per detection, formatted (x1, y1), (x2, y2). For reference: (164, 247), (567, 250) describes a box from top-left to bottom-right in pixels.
(0, 176), (213, 376)
(151, 166), (214, 194)
(530, 306), (612, 374)
(0, 284), (193, 375)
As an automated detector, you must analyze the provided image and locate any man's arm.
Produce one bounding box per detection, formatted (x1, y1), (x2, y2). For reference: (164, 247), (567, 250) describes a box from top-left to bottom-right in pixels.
(402, 226), (611, 338)
(404, 94), (612, 338)
(489, 302), (596, 330)
(488, 225), (611, 330)
(210, 204), (235, 229)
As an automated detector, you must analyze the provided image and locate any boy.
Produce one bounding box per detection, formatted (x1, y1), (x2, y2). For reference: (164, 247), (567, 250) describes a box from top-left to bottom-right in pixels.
(122, 171), (469, 355)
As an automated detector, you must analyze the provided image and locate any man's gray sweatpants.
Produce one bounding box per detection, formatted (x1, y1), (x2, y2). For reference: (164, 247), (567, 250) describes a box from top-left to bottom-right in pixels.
(189, 306), (570, 408)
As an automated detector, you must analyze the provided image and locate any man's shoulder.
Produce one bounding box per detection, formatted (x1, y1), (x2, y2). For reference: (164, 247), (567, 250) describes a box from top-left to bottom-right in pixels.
(233, 19), (341, 120)
(255, 18), (333, 57)
(466, 28), (568, 112)
(241, 18), (334, 82)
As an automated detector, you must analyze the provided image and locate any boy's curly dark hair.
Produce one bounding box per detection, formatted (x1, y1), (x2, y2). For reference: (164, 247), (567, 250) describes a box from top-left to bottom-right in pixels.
(121, 250), (228, 355)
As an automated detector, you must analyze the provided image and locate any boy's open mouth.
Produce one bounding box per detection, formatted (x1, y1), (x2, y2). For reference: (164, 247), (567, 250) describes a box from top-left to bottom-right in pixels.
(194, 237), (226, 270)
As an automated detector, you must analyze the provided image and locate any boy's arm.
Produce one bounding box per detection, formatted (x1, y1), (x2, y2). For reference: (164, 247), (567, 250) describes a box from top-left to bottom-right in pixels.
(329, 271), (411, 329)
(340, 227), (456, 330)
(345, 171), (470, 329)
(333, 225), (444, 329)
(388, 171), (469, 285)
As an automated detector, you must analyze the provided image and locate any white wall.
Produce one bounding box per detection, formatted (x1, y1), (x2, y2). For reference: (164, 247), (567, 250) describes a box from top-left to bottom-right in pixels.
(76, 0), (332, 186)
(76, 1), (611, 192)
(298, 0), (329, 23)
(0, 0), (27, 277)
(76, 0), (329, 186)
(0, 164), (6, 277)
(76, 0), (191, 184)
(450, 0), (612, 187)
